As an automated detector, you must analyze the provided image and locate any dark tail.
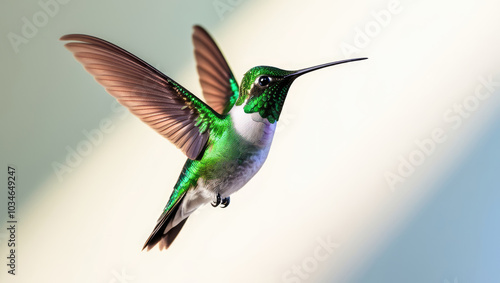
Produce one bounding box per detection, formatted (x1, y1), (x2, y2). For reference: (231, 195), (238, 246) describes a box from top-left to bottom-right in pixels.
(142, 194), (188, 251)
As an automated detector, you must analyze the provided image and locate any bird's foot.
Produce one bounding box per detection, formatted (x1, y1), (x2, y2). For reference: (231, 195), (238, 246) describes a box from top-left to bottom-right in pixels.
(221, 196), (230, 208)
(211, 194), (221, 207)
(211, 193), (230, 208)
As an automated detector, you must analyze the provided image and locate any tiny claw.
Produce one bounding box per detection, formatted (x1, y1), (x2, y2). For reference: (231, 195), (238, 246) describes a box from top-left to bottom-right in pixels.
(221, 196), (230, 208)
(212, 193), (221, 207)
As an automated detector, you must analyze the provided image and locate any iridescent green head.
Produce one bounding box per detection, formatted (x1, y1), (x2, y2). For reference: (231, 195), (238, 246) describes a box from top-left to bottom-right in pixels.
(236, 58), (367, 123)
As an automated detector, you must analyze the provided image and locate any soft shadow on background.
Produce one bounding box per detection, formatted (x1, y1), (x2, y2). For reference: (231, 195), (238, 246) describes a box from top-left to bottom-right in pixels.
(1, 0), (499, 282)
(343, 110), (500, 283)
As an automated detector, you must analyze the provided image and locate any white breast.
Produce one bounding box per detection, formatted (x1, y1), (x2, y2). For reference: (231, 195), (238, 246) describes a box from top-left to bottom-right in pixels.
(178, 106), (278, 212)
(229, 104), (277, 147)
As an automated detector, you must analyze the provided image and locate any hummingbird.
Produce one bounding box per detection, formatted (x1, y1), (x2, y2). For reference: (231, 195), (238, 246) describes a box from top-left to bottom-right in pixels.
(61, 25), (366, 251)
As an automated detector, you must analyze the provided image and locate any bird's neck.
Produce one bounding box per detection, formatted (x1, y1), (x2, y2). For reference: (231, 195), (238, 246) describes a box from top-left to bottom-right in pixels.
(229, 104), (277, 147)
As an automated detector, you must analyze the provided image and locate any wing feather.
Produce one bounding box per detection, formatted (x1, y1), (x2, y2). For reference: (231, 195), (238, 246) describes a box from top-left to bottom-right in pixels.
(192, 25), (239, 115)
(61, 34), (222, 160)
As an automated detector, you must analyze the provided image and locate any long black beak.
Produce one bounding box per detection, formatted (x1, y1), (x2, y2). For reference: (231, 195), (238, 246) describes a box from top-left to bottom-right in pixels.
(284, 57), (368, 79)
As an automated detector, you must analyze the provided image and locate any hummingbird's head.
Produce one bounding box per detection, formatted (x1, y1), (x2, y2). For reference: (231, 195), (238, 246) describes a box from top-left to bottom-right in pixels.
(236, 58), (367, 123)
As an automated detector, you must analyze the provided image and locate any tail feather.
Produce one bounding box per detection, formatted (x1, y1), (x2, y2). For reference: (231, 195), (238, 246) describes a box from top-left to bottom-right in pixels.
(143, 194), (188, 251)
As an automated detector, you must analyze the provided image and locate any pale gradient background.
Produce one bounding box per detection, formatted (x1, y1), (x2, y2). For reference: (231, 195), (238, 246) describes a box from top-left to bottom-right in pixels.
(1, 0), (499, 282)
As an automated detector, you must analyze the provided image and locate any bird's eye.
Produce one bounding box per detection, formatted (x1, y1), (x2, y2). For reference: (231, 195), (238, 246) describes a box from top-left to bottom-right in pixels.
(258, 76), (270, 87)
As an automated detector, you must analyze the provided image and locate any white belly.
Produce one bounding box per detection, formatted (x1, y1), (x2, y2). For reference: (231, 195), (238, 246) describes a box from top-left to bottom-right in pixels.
(179, 106), (277, 217)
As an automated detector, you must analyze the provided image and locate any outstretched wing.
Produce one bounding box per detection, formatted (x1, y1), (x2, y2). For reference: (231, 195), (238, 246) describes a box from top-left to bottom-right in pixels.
(192, 25), (239, 115)
(61, 34), (222, 160)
